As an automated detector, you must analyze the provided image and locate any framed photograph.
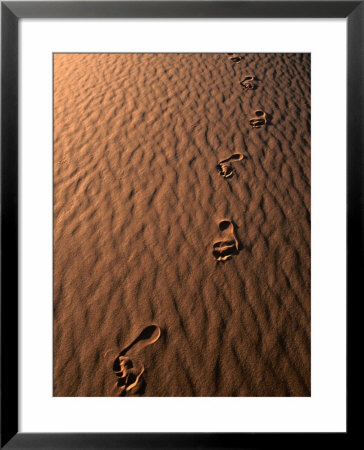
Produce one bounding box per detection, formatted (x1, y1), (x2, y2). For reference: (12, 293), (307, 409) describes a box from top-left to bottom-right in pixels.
(1, 1), (356, 448)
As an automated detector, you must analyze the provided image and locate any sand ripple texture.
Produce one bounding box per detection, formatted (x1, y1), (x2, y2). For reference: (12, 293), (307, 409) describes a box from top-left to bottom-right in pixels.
(54, 53), (311, 396)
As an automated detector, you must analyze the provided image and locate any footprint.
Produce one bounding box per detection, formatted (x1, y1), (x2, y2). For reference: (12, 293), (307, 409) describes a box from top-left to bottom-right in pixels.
(212, 219), (240, 262)
(216, 153), (244, 179)
(112, 324), (161, 395)
(228, 54), (242, 63)
(240, 76), (258, 90)
(249, 110), (269, 128)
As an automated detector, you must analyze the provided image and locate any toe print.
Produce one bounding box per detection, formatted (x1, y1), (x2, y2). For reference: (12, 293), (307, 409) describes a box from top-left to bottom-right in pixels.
(113, 356), (145, 394)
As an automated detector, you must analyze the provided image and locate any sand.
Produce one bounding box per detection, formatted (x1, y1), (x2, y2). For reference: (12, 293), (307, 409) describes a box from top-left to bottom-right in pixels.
(53, 53), (311, 397)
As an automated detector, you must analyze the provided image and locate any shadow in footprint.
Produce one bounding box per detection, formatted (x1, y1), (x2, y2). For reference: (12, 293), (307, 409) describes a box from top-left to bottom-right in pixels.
(228, 54), (242, 63)
(216, 153), (244, 179)
(212, 219), (241, 262)
(113, 324), (161, 395)
(118, 324), (161, 357)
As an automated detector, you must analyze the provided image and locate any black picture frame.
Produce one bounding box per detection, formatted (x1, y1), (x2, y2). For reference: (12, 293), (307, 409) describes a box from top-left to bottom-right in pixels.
(1, 1), (358, 448)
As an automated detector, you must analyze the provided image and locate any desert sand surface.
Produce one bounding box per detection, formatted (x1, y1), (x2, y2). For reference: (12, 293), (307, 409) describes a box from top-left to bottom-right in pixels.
(53, 53), (310, 396)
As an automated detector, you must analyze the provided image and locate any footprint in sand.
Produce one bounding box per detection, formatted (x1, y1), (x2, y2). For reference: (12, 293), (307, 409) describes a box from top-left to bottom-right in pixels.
(216, 153), (244, 179)
(212, 219), (240, 262)
(249, 110), (269, 128)
(228, 53), (242, 63)
(240, 76), (258, 90)
(112, 324), (161, 395)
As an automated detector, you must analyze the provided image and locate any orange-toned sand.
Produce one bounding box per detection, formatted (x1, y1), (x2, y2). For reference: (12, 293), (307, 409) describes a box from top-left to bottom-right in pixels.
(53, 53), (310, 396)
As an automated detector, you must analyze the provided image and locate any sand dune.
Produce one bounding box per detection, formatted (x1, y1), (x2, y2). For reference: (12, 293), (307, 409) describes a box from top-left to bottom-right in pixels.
(53, 53), (310, 396)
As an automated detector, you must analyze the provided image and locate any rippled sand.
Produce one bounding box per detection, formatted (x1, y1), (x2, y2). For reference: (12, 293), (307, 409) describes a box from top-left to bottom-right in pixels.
(53, 53), (310, 396)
